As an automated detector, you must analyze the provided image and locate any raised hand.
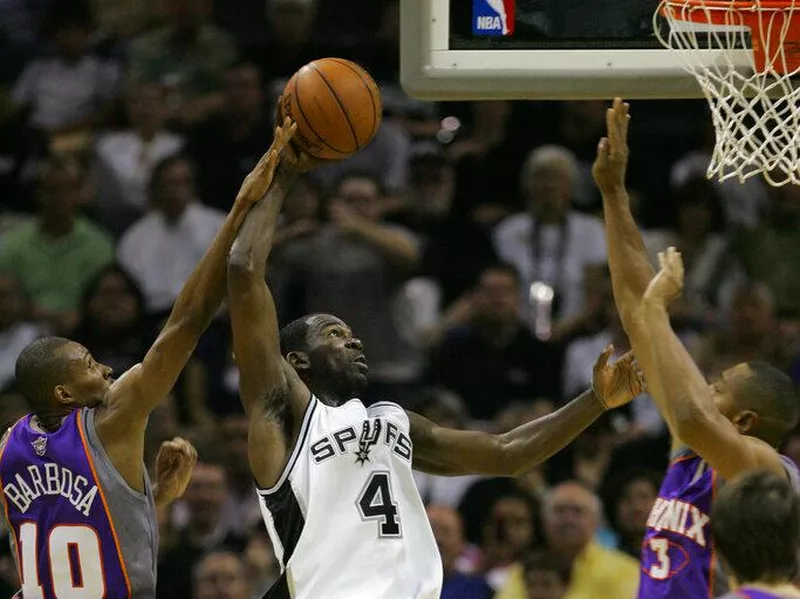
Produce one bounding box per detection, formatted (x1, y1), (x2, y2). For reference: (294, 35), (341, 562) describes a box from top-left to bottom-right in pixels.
(153, 437), (198, 506)
(591, 345), (645, 409)
(592, 97), (630, 195)
(236, 116), (297, 206)
(644, 246), (685, 307)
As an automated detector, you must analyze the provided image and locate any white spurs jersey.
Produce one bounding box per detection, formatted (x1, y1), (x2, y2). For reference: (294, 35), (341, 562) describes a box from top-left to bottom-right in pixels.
(258, 396), (443, 599)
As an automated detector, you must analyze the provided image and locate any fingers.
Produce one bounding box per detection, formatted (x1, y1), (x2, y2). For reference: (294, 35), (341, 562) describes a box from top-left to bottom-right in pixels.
(594, 344), (614, 371)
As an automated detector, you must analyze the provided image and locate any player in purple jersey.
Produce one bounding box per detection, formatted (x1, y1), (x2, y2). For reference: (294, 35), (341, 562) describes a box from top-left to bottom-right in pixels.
(0, 119), (298, 599)
(594, 98), (800, 599)
(712, 469), (800, 599)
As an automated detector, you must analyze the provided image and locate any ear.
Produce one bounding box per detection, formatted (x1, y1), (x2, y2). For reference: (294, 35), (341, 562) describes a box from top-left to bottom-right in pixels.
(53, 384), (75, 407)
(732, 410), (758, 435)
(286, 351), (310, 371)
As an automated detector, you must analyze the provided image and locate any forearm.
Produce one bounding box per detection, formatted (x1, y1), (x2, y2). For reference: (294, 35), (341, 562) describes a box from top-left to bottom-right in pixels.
(640, 299), (711, 435)
(351, 222), (419, 269)
(500, 389), (605, 476)
(229, 165), (299, 275)
(602, 188), (655, 320)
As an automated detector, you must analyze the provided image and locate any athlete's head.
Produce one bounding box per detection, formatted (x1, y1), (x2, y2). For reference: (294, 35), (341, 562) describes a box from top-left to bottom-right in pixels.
(711, 469), (799, 586)
(279, 314), (367, 403)
(15, 337), (113, 425)
(711, 360), (799, 446)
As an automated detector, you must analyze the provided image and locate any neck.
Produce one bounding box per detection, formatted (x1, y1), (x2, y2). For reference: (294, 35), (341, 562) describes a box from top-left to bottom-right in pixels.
(160, 202), (189, 224)
(535, 210), (566, 225)
(40, 213), (75, 239)
(33, 412), (69, 433)
(552, 543), (583, 565)
(137, 127), (159, 142)
(478, 319), (518, 346)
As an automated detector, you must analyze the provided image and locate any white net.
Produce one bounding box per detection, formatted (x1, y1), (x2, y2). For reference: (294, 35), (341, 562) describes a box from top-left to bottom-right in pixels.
(654, 0), (800, 186)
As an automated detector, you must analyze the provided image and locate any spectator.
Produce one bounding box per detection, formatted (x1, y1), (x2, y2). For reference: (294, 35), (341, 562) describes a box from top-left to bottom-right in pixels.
(523, 550), (572, 599)
(186, 61), (273, 211)
(254, 0), (322, 81)
(117, 154), (225, 316)
(0, 155), (114, 334)
(493, 145), (607, 342)
(94, 83), (184, 235)
(539, 481), (639, 599)
(427, 263), (562, 420)
(0, 275), (44, 391)
(10, 0), (119, 135)
(275, 171), (421, 404)
(126, 0), (237, 125)
(192, 550), (251, 599)
(72, 263), (152, 376)
(428, 504), (494, 599)
(242, 530), (280, 597)
(600, 469), (660, 559)
(217, 413), (262, 539)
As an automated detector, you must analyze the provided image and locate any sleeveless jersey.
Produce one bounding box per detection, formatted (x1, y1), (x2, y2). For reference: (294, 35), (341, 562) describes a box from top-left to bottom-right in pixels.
(639, 448), (800, 599)
(0, 409), (158, 599)
(258, 397), (442, 599)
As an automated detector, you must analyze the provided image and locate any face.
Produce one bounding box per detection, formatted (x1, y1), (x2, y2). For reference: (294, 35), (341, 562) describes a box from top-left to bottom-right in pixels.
(54, 24), (90, 59)
(127, 85), (167, 132)
(730, 287), (774, 340)
(409, 160), (454, 216)
(427, 506), (464, 571)
(294, 315), (368, 398)
(543, 484), (599, 555)
(268, 1), (316, 41)
(184, 463), (227, 531)
(153, 160), (194, 214)
(474, 270), (519, 324)
(711, 363), (757, 434)
(37, 168), (84, 216)
(193, 553), (249, 599)
(87, 271), (139, 331)
(485, 497), (534, 555)
(224, 66), (264, 117)
(527, 161), (573, 218)
(334, 177), (381, 221)
(678, 199), (713, 239)
(283, 179), (319, 222)
(56, 343), (114, 410)
(616, 479), (658, 536)
(526, 570), (567, 599)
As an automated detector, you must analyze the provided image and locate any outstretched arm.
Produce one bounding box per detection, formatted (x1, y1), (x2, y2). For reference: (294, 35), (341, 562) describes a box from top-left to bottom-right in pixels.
(227, 141), (315, 489)
(410, 348), (643, 476)
(637, 248), (784, 481)
(99, 124), (294, 436)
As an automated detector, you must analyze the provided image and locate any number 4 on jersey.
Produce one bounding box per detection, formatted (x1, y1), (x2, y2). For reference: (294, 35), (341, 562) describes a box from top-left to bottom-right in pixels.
(357, 472), (401, 537)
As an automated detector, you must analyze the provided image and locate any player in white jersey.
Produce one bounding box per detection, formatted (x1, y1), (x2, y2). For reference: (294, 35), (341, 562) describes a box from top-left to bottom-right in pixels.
(225, 140), (646, 599)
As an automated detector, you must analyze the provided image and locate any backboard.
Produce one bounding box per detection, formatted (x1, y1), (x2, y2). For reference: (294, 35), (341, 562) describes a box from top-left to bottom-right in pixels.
(400, 0), (752, 100)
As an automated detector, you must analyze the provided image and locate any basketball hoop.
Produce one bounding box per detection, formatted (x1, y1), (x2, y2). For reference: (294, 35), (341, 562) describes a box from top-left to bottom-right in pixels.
(655, 0), (800, 186)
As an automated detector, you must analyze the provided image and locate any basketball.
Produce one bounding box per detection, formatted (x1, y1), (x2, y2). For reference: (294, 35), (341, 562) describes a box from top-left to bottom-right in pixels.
(280, 58), (382, 161)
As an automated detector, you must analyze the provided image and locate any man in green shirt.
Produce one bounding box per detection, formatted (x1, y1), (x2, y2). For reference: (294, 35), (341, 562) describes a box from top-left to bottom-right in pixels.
(0, 156), (114, 333)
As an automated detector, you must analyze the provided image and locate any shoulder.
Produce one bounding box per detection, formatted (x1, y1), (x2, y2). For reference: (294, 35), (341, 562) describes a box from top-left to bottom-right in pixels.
(367, 401), (407, 422)
(493, 213), (531, 242)
(586, 542), (640, 573)
(189, 203), (226, 225)
(75, 217), (114, 243)
(0, 220), (36, 246)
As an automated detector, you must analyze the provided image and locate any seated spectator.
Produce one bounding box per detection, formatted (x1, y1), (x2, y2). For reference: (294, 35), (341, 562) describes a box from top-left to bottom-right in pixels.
(493, 145), (607, 342)
(692, 280), (793, 378)
(117, 154), (225, 316)
(426, 263), (562, 420)
(186, 61), (273, 211)
(600, 468), (660, 559)
(0, 155), (114, 334)
(252, 0), (322, 81)
(644, 175), (733, 330)
(217, 413), (262, 539)
(0, 275), (44, 392)
(733, 180), (800, 321)
(523, 550), (572, 599)
(72, 263), (152, 376)
(242, 529), (280, 597)
(126, 0), (237, 126)
(428, 504), (494, 599)
(94, 83), (184, 235)
(10, 0), (119, 135)
(192, 550), (251, 599)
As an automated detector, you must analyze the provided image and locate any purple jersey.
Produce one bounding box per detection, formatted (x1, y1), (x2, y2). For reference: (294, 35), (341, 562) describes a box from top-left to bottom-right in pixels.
(0, 412), (131, 598)
(639, 448), (800, 599)
(721, 588), (792, 599)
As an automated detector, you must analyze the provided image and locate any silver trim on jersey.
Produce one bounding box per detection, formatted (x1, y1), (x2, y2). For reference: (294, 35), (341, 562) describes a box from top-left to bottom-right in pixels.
(257, 396), (318, 496)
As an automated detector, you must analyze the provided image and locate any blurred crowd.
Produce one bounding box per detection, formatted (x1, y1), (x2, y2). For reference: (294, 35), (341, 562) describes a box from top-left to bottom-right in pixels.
(0, 0), (799, 597)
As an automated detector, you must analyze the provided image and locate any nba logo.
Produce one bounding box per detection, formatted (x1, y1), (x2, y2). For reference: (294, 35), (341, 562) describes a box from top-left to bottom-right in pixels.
(473, 0), (515, 36)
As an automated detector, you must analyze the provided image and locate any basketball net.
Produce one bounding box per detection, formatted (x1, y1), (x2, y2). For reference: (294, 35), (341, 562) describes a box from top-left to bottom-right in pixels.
(654, 0), (800, 186)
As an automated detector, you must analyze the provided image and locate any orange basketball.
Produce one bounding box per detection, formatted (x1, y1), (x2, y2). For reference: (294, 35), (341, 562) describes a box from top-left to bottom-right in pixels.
(280, 58), (382, 161)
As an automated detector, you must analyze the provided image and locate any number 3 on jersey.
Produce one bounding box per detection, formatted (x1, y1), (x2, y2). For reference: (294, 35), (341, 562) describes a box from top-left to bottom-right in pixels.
(357, 472), (401, 537)
(19, 522), (106, 598)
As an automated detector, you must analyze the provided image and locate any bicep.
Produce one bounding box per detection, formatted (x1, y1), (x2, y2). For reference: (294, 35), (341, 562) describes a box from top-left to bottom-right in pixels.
(228, 271), (287, 414)
(409, 412), (504, 477)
